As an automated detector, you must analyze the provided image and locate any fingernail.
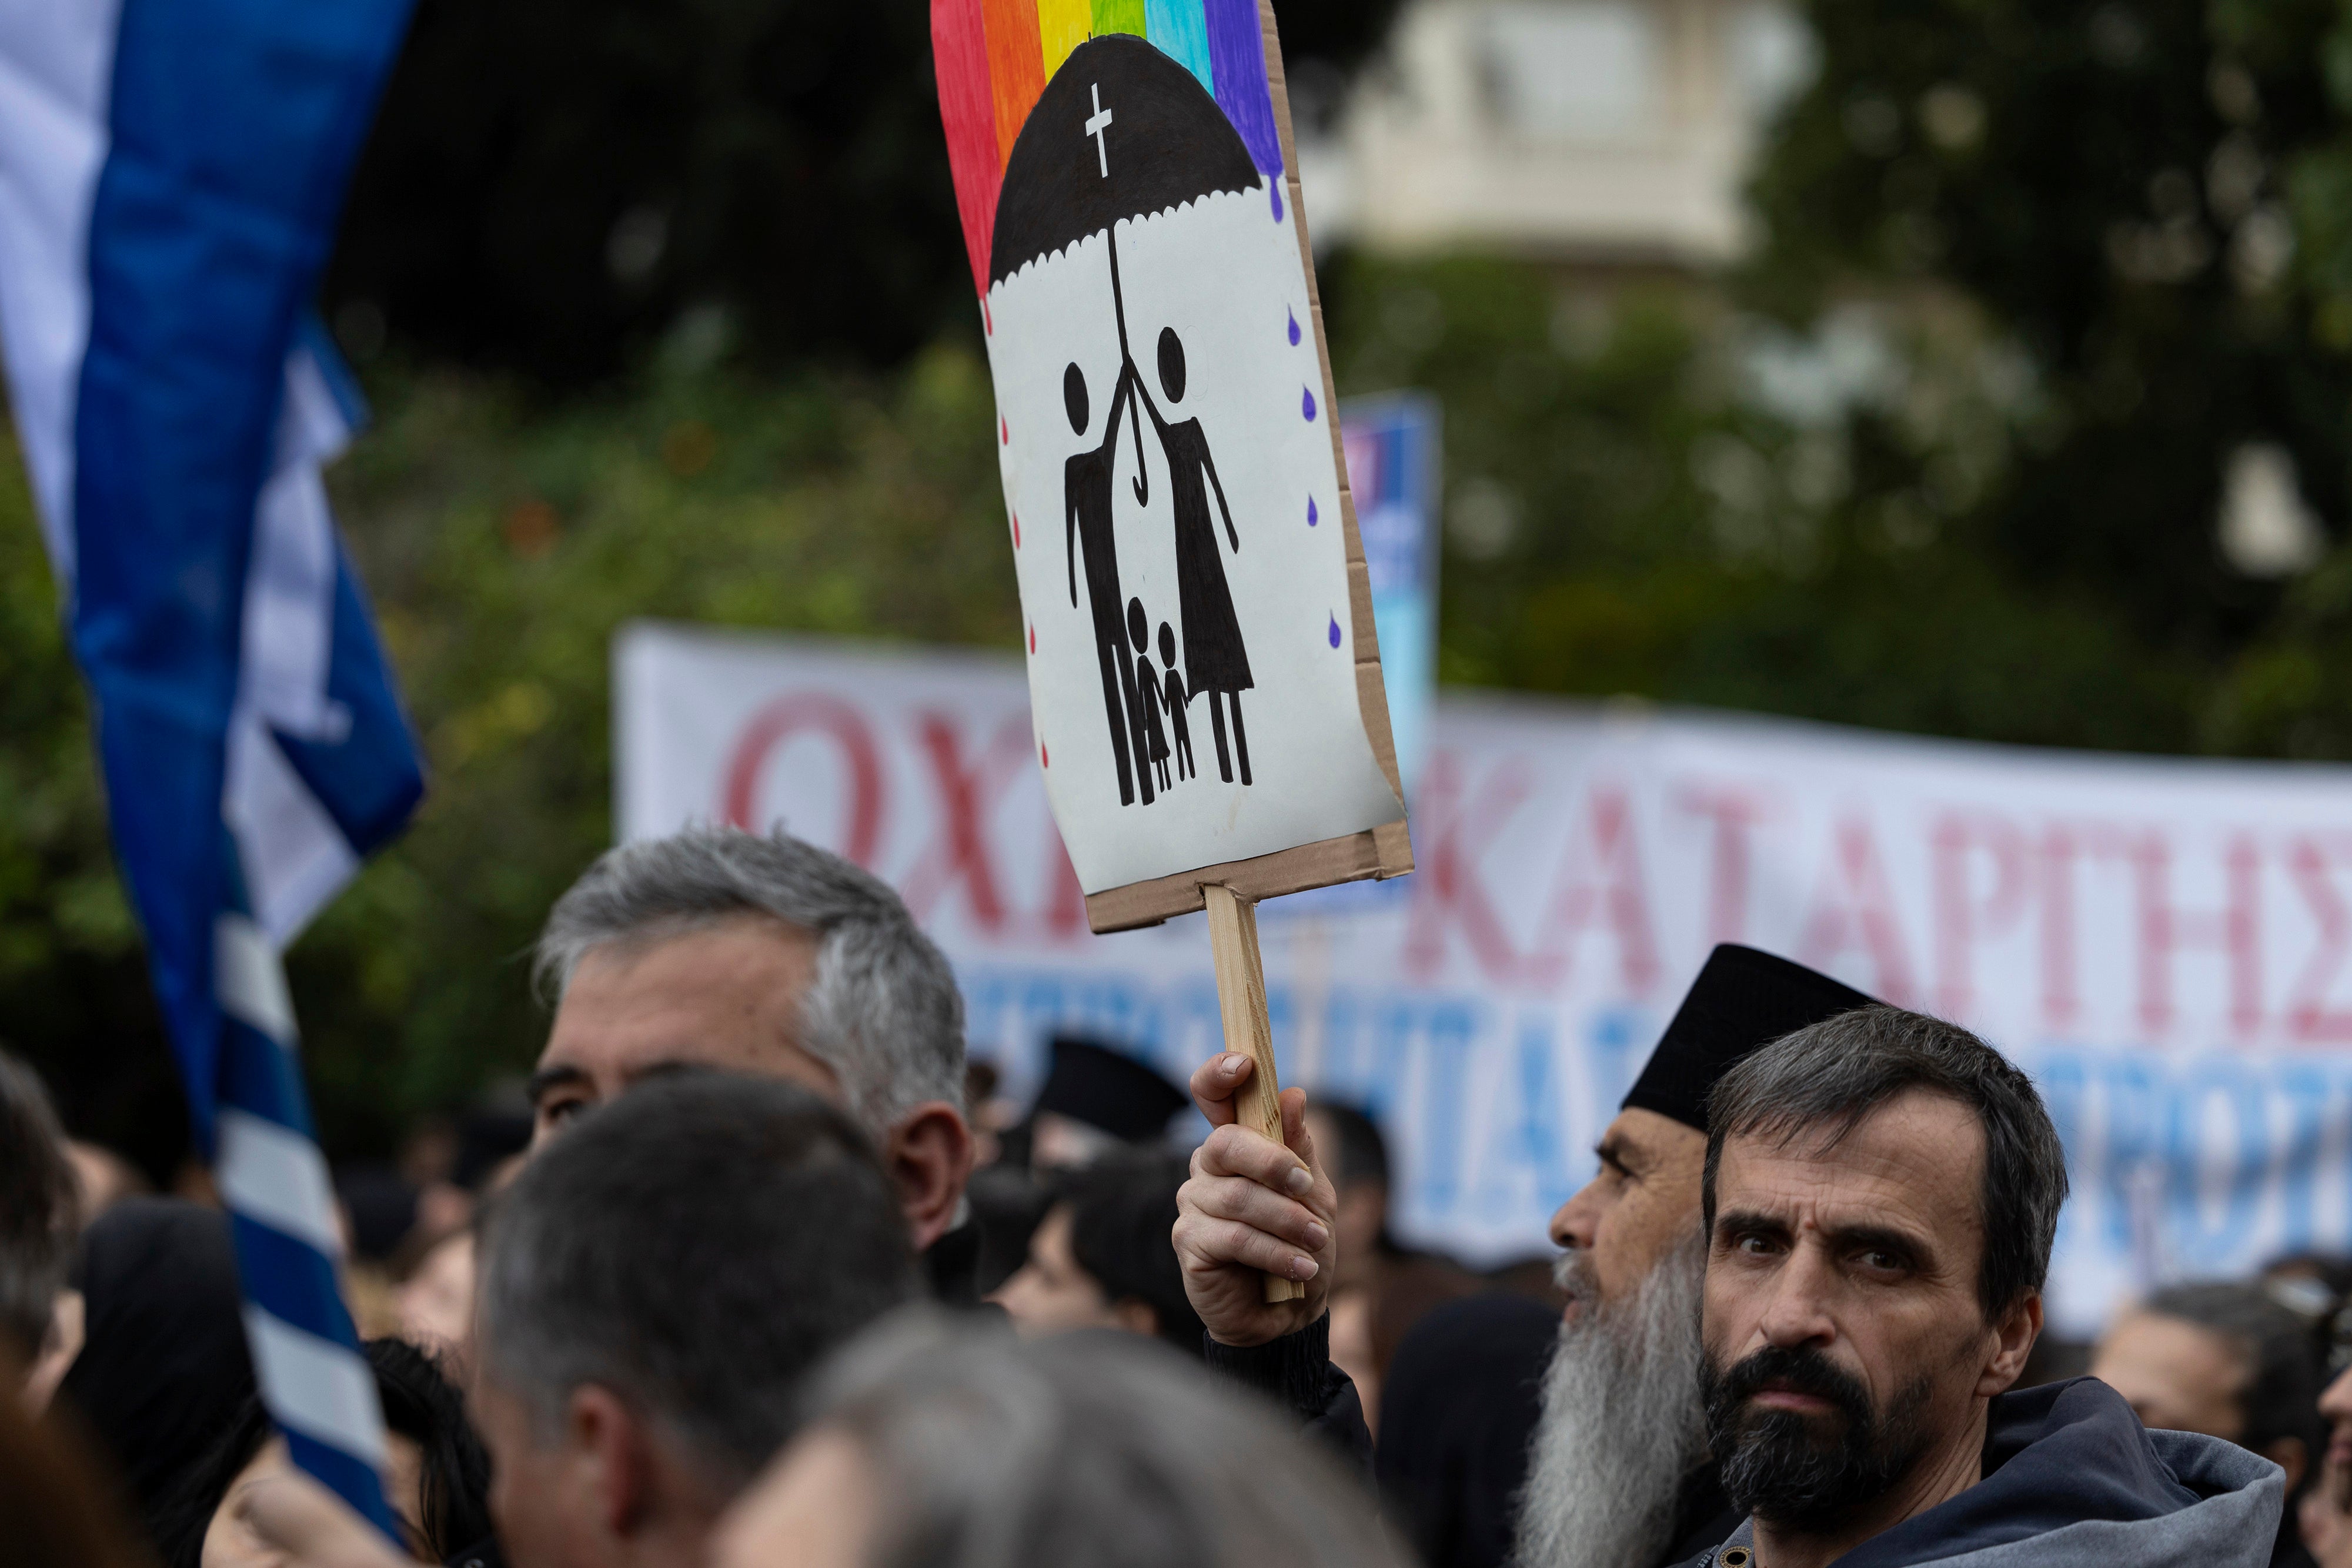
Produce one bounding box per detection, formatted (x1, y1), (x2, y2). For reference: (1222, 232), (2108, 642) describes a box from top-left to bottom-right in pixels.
(1285, 1166), (1313, 1195)
(1222, 1054), (1247, 1074)
(1292, 1255), (1319, 1280)
(1305, 1221), (1329, 1249)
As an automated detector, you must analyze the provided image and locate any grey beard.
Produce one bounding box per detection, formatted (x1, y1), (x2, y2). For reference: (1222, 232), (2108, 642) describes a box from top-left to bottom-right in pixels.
(1510, 1229), (1710, 1568)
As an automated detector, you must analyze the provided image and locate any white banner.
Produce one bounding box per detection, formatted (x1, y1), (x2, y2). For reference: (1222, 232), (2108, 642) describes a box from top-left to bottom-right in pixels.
(616, 621), (2352, 1335)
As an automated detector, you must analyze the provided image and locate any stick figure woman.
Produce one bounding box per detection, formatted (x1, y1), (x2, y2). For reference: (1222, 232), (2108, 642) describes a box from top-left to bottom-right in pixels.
(1134, 326), (1252, 786)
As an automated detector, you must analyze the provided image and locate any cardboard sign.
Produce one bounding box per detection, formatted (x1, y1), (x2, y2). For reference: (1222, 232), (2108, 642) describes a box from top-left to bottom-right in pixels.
(932, 0), (1410, 931)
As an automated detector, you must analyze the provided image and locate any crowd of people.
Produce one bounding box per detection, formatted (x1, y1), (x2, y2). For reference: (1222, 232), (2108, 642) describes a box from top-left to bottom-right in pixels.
(5, 825), (2352, 1568)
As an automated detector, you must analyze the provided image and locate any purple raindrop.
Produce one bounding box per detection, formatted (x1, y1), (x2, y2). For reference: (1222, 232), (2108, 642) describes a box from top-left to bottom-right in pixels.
(1287, 309), (1301, 346)
(1307, 496), (1319, 527)
(1271, 183), (1284, 222)
(1328, 613), (1342, 649)
(1301, 386), (1317, 422)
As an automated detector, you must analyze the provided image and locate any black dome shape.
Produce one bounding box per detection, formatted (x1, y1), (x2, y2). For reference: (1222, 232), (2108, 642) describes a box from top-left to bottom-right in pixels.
(990, 34), (1262, 289)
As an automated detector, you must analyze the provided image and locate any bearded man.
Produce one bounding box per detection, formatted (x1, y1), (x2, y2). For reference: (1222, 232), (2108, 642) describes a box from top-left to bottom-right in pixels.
(1683, 1006), (2279, 1568)
(1175, 945), (1875, 1568)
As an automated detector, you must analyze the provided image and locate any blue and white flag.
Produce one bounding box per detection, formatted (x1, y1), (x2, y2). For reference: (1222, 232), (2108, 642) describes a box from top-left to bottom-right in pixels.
(0, 0), (420, 1534)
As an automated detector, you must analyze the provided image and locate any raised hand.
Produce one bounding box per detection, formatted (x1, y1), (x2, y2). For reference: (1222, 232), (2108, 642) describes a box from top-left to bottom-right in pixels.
(1173, 1052), (1337, 1347)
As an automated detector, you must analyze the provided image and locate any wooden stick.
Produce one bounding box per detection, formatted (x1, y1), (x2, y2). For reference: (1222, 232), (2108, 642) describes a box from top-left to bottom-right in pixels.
(1203, 882), (1308, 1304)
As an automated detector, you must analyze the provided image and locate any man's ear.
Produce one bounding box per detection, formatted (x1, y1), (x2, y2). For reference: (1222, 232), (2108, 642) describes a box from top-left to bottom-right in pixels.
(887, 1101), (977, 1252)
(569, 1384), (654, 1539)
(1978, 1291), (2043, 1399)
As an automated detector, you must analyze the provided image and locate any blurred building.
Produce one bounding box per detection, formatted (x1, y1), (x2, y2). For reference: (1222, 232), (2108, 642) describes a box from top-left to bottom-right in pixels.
(1299, 0), (1815, 267)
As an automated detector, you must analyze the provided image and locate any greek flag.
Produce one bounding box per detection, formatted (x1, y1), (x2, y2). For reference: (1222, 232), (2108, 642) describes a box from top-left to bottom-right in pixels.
(0, 0), (420, 1535)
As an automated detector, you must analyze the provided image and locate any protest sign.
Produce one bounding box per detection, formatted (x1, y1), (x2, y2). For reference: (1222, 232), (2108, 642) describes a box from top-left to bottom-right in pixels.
(619, 623), (2352, 1335)
(930, 0), (1409, 933)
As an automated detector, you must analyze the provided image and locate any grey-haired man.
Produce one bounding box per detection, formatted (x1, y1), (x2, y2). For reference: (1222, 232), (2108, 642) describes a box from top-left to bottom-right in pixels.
(528, 828), (975, 1263)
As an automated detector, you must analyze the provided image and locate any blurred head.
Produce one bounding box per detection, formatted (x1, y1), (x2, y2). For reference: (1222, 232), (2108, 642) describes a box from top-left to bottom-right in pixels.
(394, 1226), (477, 1362)
(59, 1200), (256, 1539)
(159, 1338), (491, 1568)
(1304, 1103), (1388, 1292)
(2092, 1282), (2323, 1498)
(1698, 1008), (2059, 1534)
(532, 827), (973, 1248)
(712, 1313), (1408, 1568)
(2320, 1361), (2352, 1510)
(991, 1154), (1203, 1355)
(1127, 598), (1148, 653)
(0, 1051), (78, 1376)
(1063, 362), (1087, 434)
(474, 1072), (921, 1568)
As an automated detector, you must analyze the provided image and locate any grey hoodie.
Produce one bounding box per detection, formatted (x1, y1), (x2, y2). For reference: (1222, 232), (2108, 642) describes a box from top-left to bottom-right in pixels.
(1679, 1376), (2284, 1568)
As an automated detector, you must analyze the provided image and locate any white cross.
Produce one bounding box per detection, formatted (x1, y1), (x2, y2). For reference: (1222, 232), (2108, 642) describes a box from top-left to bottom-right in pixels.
(1085, 83), (1113, 177)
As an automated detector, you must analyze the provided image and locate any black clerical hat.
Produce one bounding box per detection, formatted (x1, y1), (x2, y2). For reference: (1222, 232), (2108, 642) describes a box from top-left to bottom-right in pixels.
(1620, 946), (1879, 1131)
(1033, 1035), (1189, 1141)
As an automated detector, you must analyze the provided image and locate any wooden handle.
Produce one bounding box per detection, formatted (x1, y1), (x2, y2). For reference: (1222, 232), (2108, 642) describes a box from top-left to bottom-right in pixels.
(1203, 882), (1308, 1304)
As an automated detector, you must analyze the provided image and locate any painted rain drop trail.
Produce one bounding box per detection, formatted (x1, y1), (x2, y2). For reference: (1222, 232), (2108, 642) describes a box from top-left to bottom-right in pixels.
(1041, 740), (1049, 767)
(1028, 624), (1036, 654)
(1307, 496), (1318, 527)
(1011, 511), (1020, 547)
(1271, 183), (1283, 221)
(1301, 386), (1316, 421)
(1287, 309), (1300, 346)
(1328, 613), (1341, 649)
(1000, 414), (1009, 444)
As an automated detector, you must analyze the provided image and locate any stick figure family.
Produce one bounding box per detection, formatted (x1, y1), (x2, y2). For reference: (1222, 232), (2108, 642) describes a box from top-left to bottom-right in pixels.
(1063, 242), (1256, 808)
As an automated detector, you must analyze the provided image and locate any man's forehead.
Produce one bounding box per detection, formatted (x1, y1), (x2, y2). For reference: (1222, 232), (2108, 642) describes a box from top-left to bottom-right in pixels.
(1715, 1089), (1985, 1233)
(537, 918), (832, 1087)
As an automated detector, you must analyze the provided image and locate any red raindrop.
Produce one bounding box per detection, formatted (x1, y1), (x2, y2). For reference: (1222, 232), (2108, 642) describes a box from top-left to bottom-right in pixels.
(1040, 741), (1050, 767)
(1028, 624), (1037, 654)
(1000, 414), (1009, 444)
(1012, 510), (1021, 547)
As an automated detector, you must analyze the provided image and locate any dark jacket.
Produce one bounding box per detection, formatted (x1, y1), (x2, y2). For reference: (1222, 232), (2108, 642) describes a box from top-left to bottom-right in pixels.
(1678, 1378), (2283, 1568)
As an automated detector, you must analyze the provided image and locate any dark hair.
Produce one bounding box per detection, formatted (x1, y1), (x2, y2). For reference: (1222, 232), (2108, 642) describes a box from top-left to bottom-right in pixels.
(1057, 1152), (1206, 1356)
(152, 1338), (492, 1567)
(1702, 1007), (2067, 1319)
(0, 1050), (76, 1361)
(2141, 1281), (2326, 1492)
(477, 1072), (922, 1480)
(1310, 1102), (1389, 1192)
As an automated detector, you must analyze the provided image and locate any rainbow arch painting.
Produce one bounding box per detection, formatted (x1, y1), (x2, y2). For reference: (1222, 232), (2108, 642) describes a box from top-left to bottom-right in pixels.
(931, 0), (1283, 296)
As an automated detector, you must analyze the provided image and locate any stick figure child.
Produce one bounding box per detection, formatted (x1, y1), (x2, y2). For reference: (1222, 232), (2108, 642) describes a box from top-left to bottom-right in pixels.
(1128, 598), (1172, 793)
(1157, 622), (1193, 781)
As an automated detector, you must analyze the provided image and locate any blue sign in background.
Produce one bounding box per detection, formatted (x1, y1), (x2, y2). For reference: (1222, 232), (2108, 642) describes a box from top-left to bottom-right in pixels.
(1272, 392), (1442, 920)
